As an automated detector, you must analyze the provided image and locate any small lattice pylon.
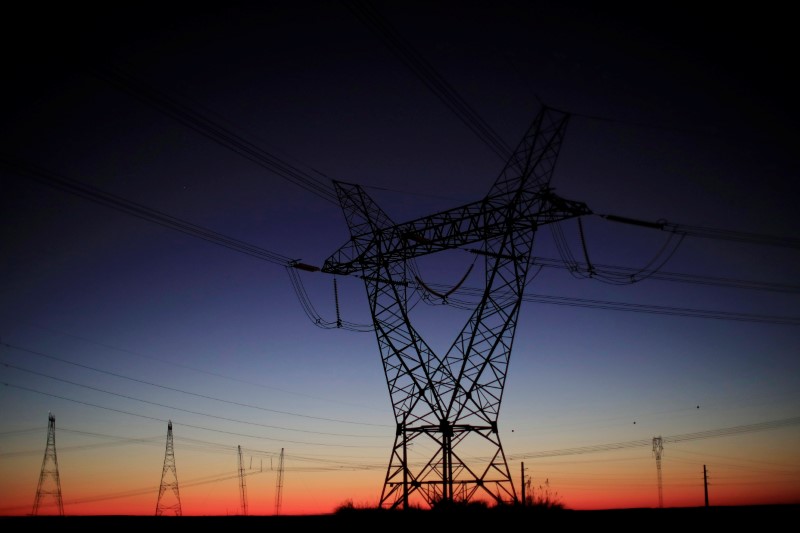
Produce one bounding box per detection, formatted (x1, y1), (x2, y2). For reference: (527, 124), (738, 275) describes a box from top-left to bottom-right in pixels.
(32, 412), (64, 516)
(155, 420), (182, 516)
(653, 436), (664, 508)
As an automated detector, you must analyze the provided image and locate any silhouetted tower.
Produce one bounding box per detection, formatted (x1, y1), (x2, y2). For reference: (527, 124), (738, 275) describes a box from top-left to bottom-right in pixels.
(274, 448), (284, 515)
(32, 412), (64, 516)
(653, 436), (664, 508)
(238, 445), (248, 516)
(155, 420), (182, 516)
(321, 105), (592, 509)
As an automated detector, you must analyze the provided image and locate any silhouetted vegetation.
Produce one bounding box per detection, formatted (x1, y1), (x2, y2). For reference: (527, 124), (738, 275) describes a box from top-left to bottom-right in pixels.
(2, 504), (798, 531)
(334, 479), (567, 517)
(524, 478), (565, 510)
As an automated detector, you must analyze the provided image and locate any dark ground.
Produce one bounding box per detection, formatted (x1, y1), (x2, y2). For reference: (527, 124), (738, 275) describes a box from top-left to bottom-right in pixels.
(2, 505), (798, 530)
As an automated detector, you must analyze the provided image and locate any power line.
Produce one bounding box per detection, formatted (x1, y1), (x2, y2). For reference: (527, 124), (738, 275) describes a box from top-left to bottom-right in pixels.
(0, 470), (270, 514)
(1, 156), (296, 267)
(516, 294), (799, 325)
(341, 0), (513, 162)
(0, 433), (163, 458)
(1, 382), (387, 449)
(2, 408), (791, 513)
(509, 415), (800, 460)
(5, 157), (797, 327)
(420, 284), (800, 326)
(0, 317), (380, 410)
(341, 2), (800, 255)
(599, 213), (800, 250)
(530, 257), (800, 294)
(78, 49), (800, 323)
(0, 342), (391, 429)
(87, 63), (339, 205)
(1, 361), (386, 438)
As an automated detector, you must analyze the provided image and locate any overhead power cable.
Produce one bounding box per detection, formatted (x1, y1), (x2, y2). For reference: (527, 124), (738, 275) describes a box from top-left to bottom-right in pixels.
(600, 213), (800, 250)
(437, 284), (800, 325)
(2, 382), (387, 449)
(342, 0), (513, 162)
(549, 220), (686, 286)
(1, 361), (384, 438)
(88, 63), (339, 205)
(1, 341), (389, 428)
(1, 156), (296, 267)
(509, 415), (800, 460)
(286, 266), (373, 331)
(530, 257), (800, 293)
(5, 157), (796, 327)
(574, 295), (789, 323)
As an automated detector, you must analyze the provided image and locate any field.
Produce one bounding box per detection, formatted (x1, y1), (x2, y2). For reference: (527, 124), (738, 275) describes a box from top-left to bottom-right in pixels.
(2, 505), (797, 530)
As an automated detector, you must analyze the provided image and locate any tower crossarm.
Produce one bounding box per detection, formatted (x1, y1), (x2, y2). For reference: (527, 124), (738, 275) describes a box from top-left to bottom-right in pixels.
(322, 189), (592, 275)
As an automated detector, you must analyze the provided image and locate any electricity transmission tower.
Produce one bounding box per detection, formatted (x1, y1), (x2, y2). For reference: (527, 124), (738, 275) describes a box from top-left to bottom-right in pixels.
(653, 436), (664, 508)
(32, 413), (64, 516)
(155, 420), (182, 516)
(238, 445), (248, 516)
(322, 105), (592, 509)
(274, 448), (284, 515)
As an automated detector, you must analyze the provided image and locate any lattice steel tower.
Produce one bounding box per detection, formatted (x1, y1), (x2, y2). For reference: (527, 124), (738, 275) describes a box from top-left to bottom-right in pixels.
(155, 420), (182, 516)
(322, 106), (592, 509)
(653, 436), (664, 508)
(32, 413), (64, 516)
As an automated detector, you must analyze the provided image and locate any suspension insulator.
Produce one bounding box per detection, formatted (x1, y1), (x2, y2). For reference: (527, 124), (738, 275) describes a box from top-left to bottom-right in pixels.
(334, 278), (342, 328)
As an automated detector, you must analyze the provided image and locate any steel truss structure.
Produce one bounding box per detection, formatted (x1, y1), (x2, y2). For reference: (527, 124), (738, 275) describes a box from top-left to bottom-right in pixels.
(155, 420), (182, 516)
(32, 413), (64, 516)
(322, 106), (592, 509)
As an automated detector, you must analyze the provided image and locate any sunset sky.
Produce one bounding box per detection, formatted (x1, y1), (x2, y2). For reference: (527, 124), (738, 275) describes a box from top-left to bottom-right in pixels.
(1, 2), (798, 516)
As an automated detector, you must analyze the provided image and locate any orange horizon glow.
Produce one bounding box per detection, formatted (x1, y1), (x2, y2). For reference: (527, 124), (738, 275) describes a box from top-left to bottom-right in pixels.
(6, 473), (798, 517)
(4, 422), (798, 518)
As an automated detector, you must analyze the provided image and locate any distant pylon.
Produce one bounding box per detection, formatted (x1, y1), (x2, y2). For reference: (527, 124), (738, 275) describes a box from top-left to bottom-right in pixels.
(274, 448), (284, 516)
(652, 436), (664, 508)
(32, 412), (64, 516)
(237, 445), (248, 516)
(155, 420), (182, 516)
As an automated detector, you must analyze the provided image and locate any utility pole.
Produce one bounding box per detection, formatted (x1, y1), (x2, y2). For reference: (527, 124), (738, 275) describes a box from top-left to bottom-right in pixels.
(703, 465), (709, 507)
(32, 413), (64, 516)
(520, 463), (526, 505)
(238, 445), (248, 516)
(155, 420), (182, 516)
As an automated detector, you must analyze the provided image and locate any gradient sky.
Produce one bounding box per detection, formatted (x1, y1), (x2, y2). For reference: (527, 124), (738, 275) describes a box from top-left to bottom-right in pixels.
(1, 1), (798, 516)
